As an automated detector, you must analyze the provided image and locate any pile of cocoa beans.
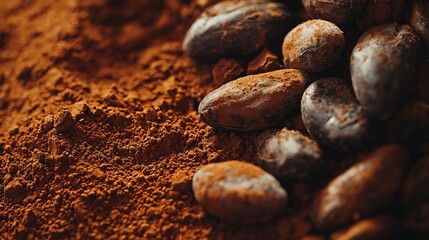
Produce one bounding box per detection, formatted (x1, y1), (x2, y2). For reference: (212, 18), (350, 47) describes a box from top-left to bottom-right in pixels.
(184, 1), (429, 239)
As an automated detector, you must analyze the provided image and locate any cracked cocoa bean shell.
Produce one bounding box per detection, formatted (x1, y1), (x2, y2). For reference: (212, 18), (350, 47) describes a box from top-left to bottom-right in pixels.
(199, 69), (310, 131)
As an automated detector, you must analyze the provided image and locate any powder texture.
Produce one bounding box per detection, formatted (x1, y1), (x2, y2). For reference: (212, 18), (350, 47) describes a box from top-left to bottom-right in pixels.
(0, 0), (297, 239)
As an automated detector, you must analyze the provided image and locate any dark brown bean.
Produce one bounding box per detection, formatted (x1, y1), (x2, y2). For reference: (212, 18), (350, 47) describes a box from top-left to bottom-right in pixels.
(183, 0), (294, 61)
(301, 78), (370, 151)
(199, 69), (310, 131)
(411, 1), (429, 48)
(282, 19), (345, 73)
(331, 215), (397, 240)
(301, 0), (367, 25)
(350, 23), (423, 120)
(257, 128), (322, 179)
(312, 145), (408, 231)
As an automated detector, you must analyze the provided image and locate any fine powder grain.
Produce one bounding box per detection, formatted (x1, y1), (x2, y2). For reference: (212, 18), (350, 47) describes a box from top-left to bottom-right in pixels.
(0, 0), (313, 239)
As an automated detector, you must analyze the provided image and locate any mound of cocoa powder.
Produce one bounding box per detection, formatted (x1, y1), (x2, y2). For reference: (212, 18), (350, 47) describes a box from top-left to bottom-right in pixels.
(0, 0), (294, 239)
(0, 1), (428, 240)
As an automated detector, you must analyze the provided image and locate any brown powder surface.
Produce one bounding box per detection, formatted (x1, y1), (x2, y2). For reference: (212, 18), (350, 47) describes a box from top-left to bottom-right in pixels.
(0, 0), (299, 239)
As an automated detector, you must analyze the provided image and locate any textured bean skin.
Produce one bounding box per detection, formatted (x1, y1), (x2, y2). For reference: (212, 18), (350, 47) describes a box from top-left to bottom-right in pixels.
(411, 1), (429, 48)
(192, 161), (287, 223)
(257, 128), (322, 179)
(282, 19), (345, 73)
(183, 0), (293, 61)
(301, 78), (370, 151)
(350, 23), (423, 120)
(312, 145), (409, 231)
(301, 0), (367, 25)
(199, 69), (310, 131)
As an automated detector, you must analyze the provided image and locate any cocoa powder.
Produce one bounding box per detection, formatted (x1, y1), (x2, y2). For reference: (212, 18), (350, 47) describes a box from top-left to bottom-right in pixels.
(0, 0), (290, 239)
(1, 0), (429, 239)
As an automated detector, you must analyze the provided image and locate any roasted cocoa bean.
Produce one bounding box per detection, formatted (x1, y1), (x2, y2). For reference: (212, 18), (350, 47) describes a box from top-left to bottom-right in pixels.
(183, 0), (294, 61)
(199, 69), (310, 131)
(301, 78), (370, 151)
(192, 160), (287, 223)
(312, 145), (408, 231)
(257, 128), (322, 179)
(282, 19), (345, 73)
(350, 23), (423, 120)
